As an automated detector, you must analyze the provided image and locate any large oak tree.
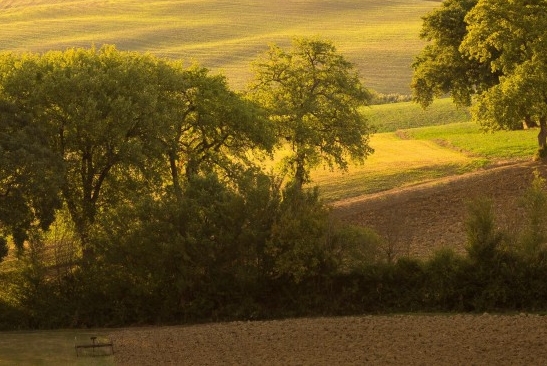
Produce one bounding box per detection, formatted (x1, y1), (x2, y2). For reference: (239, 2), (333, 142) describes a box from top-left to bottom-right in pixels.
(0, 46), (274, 261)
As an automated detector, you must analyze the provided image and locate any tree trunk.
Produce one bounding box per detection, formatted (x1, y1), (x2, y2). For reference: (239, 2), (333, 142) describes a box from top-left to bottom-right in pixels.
(538, 117), (547, 149)
(294, 159), (306, 192)
(168, 150), (183, 202)
(525, 115), (538, 129)
(537, 116), (547, 160)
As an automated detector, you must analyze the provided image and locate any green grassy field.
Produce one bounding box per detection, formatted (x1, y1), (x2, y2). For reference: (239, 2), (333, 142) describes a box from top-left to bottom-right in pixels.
(310, 101), (538, 201)
(0, 0), (441, 93)
(363, 98), (471, 133)
(0, 330), (114, 365)
(407, 122), (538, 159)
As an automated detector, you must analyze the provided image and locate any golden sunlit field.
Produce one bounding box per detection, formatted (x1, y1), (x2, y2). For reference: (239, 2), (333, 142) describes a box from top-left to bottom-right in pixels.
(0, 0), (440, 92)
(3, 2), (547, 366)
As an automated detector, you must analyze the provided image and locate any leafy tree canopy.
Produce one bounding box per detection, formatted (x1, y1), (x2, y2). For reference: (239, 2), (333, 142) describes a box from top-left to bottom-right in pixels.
(0, 45), (274, 260)
(0, 100), (63, 252)
(413, 0), (547, 152)
(247, 37), (374, 189)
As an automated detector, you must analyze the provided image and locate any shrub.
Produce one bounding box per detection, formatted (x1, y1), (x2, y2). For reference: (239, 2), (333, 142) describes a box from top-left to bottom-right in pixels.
(423, 248), (467, 311)
(265, 184), (333, 283)
(465, 197), (504, 264)
(517, 170), (547, 257)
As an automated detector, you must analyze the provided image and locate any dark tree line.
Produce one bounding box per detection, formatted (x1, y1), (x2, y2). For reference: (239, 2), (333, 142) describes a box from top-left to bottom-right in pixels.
(0, 40), (377, 327)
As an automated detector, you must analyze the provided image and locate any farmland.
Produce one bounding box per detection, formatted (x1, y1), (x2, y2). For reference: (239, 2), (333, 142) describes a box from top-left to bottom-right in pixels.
(3, 1), (547, 365)
(0, 0), (440, 93)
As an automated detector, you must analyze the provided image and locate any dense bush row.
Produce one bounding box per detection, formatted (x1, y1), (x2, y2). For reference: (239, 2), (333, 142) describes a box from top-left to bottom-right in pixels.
(1, 172), (547, 330)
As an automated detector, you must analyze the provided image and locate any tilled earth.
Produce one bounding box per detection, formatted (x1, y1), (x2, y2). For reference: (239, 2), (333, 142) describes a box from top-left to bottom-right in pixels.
(111, 314), (547, 365)
(110, 161), (547, 365)
(332, 160), (546, 259)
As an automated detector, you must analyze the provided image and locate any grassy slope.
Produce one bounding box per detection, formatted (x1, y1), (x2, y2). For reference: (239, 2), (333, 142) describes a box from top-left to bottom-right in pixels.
(311, 102), (538, 202)
(408, 122), (538, 159)
(311, 132), (487, 201)
(0, 0), (440, 93)
(364, 98), (471, 133)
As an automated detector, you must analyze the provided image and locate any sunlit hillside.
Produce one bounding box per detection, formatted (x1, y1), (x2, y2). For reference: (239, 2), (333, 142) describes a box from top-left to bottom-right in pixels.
(0, 0), (441, 93)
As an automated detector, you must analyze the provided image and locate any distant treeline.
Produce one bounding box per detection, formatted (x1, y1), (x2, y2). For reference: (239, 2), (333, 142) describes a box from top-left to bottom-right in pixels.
(370, 92), (413, 105)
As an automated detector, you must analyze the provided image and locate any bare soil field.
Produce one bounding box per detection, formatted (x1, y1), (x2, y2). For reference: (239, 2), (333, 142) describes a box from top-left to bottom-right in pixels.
(111, 314), (547, 365)
(332, 160), (546, 259)
(109, 160), (547, 365)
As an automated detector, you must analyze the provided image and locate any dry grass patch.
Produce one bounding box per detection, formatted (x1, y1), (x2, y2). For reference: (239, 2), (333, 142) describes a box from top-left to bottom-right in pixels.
(310, 132), (484, 201)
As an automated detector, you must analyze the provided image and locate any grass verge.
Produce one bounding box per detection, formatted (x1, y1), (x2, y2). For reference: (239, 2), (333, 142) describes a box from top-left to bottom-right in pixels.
(0, 330), (115, 365)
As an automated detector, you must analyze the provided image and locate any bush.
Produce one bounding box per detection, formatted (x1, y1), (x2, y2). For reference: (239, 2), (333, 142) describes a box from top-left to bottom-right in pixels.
(423, 248), (467, 311)
(465, 197), (504, 264)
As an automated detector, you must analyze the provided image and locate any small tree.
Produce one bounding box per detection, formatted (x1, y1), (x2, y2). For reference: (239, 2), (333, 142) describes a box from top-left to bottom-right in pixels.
(518, 170), (547, 257)
(465, 197), (503, 263)
(248, 37), (374, 190)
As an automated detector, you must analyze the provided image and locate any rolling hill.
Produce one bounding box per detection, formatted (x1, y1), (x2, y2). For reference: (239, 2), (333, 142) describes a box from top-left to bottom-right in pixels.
(0, 0), (441, 93)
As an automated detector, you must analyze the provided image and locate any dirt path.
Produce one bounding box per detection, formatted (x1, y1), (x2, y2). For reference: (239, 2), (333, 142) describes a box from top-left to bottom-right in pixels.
(111, 314), (547, 365)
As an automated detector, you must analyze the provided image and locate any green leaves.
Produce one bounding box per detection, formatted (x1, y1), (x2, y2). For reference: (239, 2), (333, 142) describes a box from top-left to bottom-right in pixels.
(248, 37), (373, 189)
(413, 0), (547, 149)
(412, 0), (486, 108)
(0, 100), (63, 249)
(0, 45), (275, 258)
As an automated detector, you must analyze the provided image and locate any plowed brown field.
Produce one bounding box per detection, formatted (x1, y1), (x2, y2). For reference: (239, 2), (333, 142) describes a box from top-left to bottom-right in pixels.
(111, 161), (547, 365)
(111, 314), (547, 365)
(333, 160), (546, 259)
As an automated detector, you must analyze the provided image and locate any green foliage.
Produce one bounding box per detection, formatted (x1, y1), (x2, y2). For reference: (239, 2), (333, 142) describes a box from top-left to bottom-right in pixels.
(414, 0), (547, 149)
(266, 184), (334, 283)
(9, 174), (547, 327)
(248, 37), (374, 189)
(370, 92), (412, 105)
(0, 100), (63, 250)
(465, 197), (504, 263)
(0, 238), (8, 262)
(329, 224), (382, 273)
(517, 170), (547, 258)
(0, 45), (275, 263)
(412, 0), (490, 108)
(422, 248), (466, 310)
